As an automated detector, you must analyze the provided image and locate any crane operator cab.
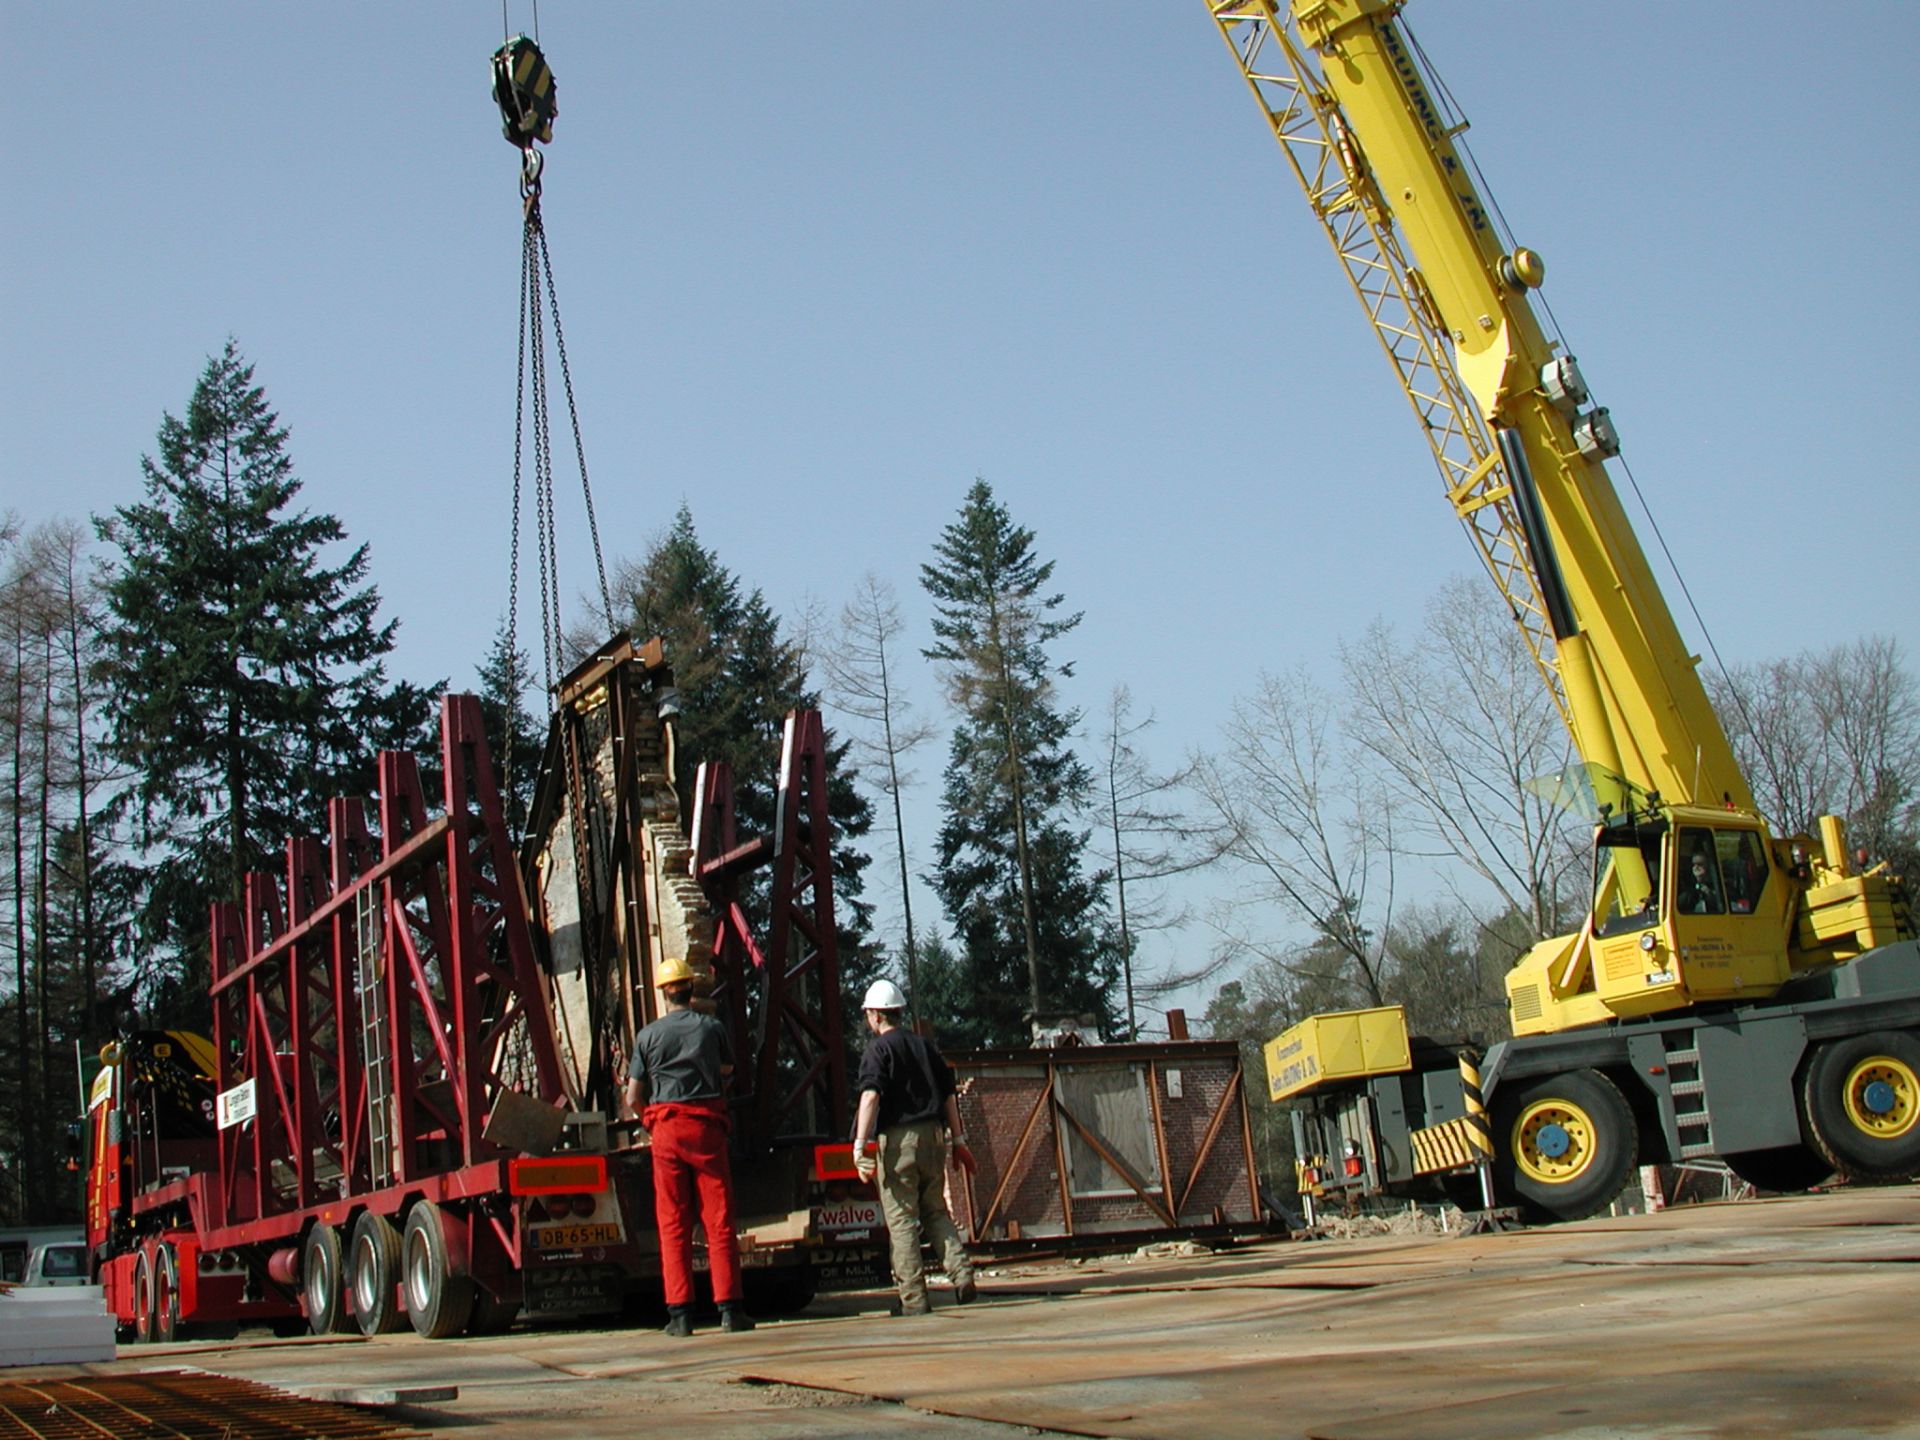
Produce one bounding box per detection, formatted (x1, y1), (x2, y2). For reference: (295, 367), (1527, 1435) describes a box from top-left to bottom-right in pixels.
(1504, 768), (1797, 1036)
(1584, 801), (1790, 1019)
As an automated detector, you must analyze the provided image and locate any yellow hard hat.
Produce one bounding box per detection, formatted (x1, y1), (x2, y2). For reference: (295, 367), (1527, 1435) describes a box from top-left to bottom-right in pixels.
(656, 955), (703, 988)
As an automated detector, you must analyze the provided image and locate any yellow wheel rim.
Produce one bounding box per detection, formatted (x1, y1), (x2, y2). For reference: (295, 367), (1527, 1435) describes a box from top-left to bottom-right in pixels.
(1511, 1098), (1597, 1185)
(1841, 1054), (1919, 1140)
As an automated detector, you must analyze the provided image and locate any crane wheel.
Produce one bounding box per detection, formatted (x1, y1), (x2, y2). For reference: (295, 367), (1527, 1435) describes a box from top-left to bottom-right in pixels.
(1493, 1069), (1637, 1222)
(1722, 1145), (1834, 1195)
(1801, 1030), (1920, 1181)
(301, 1224), (353, 1335)
(403, 1202), (476, 1339)
(349, 1213), (405, 1335)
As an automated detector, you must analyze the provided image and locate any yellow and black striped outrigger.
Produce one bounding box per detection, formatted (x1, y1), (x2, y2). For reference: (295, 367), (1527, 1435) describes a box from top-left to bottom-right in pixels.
(1409, 1050), (1494, 1177)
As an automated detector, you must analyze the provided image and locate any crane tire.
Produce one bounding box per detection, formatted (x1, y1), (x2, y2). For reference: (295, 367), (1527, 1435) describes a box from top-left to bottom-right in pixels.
(403, 1202), (475, 1339)
(1722, 1145), (1833, 1195)
(1493, 1068), (1637, 1222)
(349, 1213), (405, 1335)
(302, 1224), (353, 1335)
(1801, 1030), (1920, 1181)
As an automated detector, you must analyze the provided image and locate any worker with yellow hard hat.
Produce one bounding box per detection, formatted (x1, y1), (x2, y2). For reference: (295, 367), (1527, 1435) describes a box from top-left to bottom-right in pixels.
(624, 955), (753, 1336)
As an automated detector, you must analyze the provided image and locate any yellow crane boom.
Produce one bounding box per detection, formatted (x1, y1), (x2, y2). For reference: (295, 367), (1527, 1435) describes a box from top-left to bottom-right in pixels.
(1206, 0), (1908, 1036)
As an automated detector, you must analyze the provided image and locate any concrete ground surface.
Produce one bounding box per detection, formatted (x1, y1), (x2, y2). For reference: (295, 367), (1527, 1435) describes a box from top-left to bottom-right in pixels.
(17, 1185), (1920, 1439)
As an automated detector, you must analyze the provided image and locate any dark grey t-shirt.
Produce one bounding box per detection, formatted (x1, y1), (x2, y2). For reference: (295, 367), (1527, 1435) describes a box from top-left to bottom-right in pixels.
(628, 1008), (732, 1104)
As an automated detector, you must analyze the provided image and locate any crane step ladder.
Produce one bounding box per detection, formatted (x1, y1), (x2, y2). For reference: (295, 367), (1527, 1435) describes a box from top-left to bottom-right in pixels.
(1664, 1040), (1717, 1160)
(355, 883), (396, 1188)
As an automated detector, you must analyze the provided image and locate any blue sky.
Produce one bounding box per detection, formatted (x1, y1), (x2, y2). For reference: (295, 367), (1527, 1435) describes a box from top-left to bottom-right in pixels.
(6, 4), (1917, 1029)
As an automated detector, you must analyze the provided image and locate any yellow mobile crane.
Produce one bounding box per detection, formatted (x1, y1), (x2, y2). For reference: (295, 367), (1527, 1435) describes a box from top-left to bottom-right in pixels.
(1206, 1), (1918, 1219)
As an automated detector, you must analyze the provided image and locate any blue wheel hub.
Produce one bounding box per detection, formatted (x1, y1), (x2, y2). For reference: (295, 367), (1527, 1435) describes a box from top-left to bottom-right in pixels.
(1535, 1123), (1572, 1159)
(1862, 1079), (1898, 1116)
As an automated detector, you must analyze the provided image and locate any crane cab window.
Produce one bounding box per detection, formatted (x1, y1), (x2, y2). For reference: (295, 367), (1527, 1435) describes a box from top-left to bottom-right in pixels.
(1716, 829), (1768, 914)
(1676, 830), (1725, 915)
(1592, 815), (1664, 937)
(1673, 825), (1769, 918)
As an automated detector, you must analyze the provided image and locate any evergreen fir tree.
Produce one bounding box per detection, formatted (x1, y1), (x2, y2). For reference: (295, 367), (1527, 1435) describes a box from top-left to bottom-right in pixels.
(921, 478), (1119, 1045)
(475, 619), (544, 838)
(614, 506), (876, 1004)
(94, 339), (431, 1006)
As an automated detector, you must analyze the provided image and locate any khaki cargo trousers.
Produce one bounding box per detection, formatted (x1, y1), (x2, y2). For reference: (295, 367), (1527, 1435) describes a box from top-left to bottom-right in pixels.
(876, 1119), (973, 1313)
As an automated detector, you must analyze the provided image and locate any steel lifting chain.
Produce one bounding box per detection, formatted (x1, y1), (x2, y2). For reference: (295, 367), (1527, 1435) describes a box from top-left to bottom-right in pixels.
(494, 33), (615, 834)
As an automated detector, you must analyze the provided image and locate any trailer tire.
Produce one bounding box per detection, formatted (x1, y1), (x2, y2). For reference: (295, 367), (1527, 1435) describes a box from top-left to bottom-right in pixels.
(1494, 1068), (1637, 1222)
(133, 1247), (156, 1343)
(744, 1265), (816, 1316)
(349, 1213), (404, 1335)
(1722, 1145), (1834, 1195)
(403, 1202), (475, 1339)
(302, 1224), (353, 1335)
(152, 1242), (180, 1344)
(465, 1288), (520, 1336)
(1801, 1030), (1920, 1181)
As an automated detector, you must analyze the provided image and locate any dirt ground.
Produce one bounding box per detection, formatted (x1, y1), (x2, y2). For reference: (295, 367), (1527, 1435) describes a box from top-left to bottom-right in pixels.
(13, 1184), (1920, 1439)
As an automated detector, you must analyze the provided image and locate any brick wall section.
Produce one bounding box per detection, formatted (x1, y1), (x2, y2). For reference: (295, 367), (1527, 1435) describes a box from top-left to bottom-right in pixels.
(944, 1041), (1259, 1243)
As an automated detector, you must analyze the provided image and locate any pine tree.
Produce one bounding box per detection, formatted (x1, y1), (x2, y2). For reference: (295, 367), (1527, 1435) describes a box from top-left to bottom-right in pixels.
(611, 506), (876, 999)
(94, 340), (430, 1007)
(476, 619), (544, 838)
(921, 478), (1118, 1045)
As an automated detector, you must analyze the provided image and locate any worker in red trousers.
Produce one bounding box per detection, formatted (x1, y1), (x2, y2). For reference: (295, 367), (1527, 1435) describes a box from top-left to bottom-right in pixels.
(624, 956), (754, 1336)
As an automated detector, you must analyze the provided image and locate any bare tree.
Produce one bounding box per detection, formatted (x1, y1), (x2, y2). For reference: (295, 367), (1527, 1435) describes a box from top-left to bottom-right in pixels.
(1194, 669), (1395, 1006)
(1340, 575), (1582, 943)
(1095, 685), (1217, 1037)
(1711, 635), (1920, 868)
(818, 573), (936, 1003)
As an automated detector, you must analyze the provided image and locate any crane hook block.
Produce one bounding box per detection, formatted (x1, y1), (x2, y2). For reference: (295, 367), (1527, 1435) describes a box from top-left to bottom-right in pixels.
(492, 35), (557, 148)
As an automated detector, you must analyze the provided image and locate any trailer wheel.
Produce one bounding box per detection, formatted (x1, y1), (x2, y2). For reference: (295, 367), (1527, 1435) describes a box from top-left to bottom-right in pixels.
(744, 1265), (816, 1316)
(403, 1202), (475, 1339)
(349, 1213), (404, 1335)
(1494, 1069), (1637, 1222)
(1722, 1145), (1834, 1195)
(152, 1242), (181, 1343)
(465, 1288), (520, 1336)
(133, 1247), (156, 1343)
(1801, 1030), (1920, 1180)
(302, 1224), (353, 1335)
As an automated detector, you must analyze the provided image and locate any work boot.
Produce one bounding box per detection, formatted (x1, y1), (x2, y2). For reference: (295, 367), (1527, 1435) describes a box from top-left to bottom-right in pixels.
(954, 1276), (978, 1306)
(718, 1302), (755, 1333)
(662, 1306), (693, 1338)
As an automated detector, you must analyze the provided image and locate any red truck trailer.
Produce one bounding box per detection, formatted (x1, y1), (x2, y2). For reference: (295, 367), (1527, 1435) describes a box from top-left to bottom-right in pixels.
(86, 637), (884, 1340)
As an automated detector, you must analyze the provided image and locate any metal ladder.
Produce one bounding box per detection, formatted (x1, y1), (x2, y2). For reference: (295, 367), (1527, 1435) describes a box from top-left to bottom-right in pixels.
(1665, 1039), (1716, 1159)
(355, 884), (396, 1187)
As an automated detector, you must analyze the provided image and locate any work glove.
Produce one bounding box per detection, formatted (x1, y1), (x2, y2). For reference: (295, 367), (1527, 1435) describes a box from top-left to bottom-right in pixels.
(854, 1143), (878, 1184)
(952, 1142), (977, 1176)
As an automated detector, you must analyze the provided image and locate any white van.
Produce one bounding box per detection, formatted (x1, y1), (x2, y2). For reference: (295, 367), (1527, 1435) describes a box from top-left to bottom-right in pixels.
(22, 1241), (90, 1287)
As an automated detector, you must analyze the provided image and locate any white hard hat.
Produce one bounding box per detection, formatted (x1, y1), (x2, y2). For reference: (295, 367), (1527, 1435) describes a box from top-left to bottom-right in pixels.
(861, 979), (908, 1012)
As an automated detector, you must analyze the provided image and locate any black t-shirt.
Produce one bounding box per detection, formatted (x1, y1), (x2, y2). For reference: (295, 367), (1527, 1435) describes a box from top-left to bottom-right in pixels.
(856, 1026), (955, 1129)
(629, 1008), (732, 1104)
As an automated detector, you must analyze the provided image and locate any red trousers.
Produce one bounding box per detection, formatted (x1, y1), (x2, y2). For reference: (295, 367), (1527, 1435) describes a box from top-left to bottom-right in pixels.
(644, 1102), (742, 1307)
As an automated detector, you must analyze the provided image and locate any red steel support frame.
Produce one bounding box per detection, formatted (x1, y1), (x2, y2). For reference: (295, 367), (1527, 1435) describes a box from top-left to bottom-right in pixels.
(207, 695), (565, 1234)
(695, 709), (849, 1150)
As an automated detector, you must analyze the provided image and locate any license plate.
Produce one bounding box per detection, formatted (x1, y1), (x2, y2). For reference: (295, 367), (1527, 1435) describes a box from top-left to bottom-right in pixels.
(530, 1222), (622, 1250)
